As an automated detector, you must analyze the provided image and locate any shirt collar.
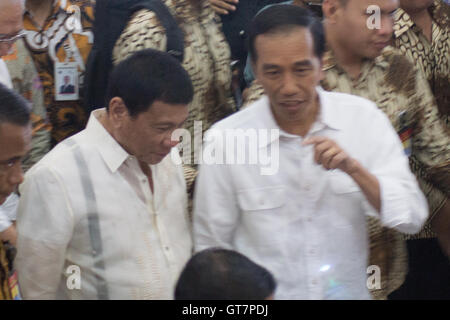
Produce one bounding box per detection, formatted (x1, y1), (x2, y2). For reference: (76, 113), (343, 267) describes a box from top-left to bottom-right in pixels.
(322, 48), (391, 75)
(258, 87), (342, 149)
(85, 109), (131, 173)
(394, 1), (448, 38)
(393, 7), (415, 38)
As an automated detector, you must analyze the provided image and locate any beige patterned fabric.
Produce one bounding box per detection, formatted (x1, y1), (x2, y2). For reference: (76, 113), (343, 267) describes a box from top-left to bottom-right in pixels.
(243, 46), (450, 299)
(393, 0), (450, 128)
(113, 0), (236, 165)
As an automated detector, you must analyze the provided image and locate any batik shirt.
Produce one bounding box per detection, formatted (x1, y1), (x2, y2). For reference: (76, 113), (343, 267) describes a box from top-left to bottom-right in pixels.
(393, 0), (450, 128)
(113, 0), (236, 165)
(3, 39), (50, 171)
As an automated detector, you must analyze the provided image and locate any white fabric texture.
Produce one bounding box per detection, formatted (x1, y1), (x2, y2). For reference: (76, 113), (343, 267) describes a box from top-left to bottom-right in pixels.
(0, 59), (13, 89)
(193, 88), (428, 300)
(0, 193), (19, 232)
(16, 109), (192, 299)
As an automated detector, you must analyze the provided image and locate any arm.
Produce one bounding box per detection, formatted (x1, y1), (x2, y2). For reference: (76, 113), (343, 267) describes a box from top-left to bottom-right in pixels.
(304, 105), (428, 234)
(16, 165), (74, 299)
(362, 106), (429, 234)
(303, 136), (381, 212)
(193, 130), (240, 252)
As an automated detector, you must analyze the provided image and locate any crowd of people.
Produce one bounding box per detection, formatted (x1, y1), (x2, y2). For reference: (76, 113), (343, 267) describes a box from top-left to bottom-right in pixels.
(0, 0), (448, 300)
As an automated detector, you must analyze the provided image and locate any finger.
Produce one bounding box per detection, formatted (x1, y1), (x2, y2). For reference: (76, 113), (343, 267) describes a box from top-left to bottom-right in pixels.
(328, 152), (347, 170)
(313, 140), (334, 164)
(211, 4), (230, 15)
(319, 147), (340, 169)
(211, 0), (236, 11)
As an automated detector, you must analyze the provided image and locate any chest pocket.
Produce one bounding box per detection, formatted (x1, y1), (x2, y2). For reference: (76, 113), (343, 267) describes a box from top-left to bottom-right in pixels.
(329, 171), (361, 194)
(237, 186), (286, 212)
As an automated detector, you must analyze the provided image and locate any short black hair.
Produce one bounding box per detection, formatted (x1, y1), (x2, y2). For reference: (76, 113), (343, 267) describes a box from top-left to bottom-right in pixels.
(0, 83), (31, 126)
(175, 248), (277, 300)
(248, 4), (325, 62)
(105, 49), (194, 117)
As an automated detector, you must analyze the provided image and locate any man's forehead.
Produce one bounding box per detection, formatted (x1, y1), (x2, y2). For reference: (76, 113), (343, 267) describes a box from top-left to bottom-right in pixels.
(143, 101), (189, 123)
(255, 28), (315, 61)
(0, 122), (31, 157)
(345, 0), (399, 9)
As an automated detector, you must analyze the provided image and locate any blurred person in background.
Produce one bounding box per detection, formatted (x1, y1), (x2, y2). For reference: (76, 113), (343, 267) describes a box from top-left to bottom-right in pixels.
(389, 0), (450, 300)
(0, 0), (50, 252)
(0, 84), (31, 299)
(393, 0), (449, 128)
(23, 0), (94, 146)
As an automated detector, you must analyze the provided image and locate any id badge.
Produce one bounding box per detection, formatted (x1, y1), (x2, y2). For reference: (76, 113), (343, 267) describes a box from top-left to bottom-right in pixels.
(55, 62), (79, 101)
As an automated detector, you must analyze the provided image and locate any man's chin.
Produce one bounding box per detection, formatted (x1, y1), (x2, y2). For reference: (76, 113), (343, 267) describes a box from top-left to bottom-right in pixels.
(0, 195), (7, 206)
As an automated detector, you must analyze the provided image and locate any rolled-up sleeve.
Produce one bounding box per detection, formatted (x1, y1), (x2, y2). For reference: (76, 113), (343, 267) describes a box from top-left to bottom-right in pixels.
(15, 165), (74, 299)
(363, 105), (428, 234)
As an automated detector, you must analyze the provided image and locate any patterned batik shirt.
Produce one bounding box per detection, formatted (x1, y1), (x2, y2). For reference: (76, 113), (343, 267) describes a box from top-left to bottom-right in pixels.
(393, 0), (450, 128)
(113, 0), (236, 165)
(23, 0), (94, 146)
(3, 39), (51, 171)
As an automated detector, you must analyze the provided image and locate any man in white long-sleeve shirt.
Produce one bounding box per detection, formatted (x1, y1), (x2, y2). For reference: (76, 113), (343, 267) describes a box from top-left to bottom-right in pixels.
(16, 49), (194, 299)
(193, 5), (428, 299)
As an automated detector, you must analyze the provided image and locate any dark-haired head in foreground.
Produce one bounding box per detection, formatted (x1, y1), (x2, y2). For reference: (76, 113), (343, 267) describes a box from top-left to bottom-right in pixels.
(103, 48), (193, 165)
(175, 248), (276, 300)
(0, 83), (31, 205)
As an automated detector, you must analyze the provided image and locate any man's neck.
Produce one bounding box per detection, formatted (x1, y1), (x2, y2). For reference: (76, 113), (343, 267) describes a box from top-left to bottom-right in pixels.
(25, 0), (54, 27)
(325, 25), (364, 80)
(405, 7), (433, 42)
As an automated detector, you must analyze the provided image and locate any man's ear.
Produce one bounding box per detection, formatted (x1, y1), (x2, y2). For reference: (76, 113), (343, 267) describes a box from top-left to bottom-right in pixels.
(322, 0), (341, 23)
(108, 97), (129, 128)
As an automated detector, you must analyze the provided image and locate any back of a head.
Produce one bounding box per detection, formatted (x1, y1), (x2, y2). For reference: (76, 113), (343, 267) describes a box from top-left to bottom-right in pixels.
(0, 83), (31, 127)
(175, 248), (276, 300)
(105, 48), (194, 117)
(248, 4), (325, 62)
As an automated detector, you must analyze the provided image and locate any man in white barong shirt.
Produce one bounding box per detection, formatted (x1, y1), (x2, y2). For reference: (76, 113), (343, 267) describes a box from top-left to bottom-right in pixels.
(16, 49), (194, 299)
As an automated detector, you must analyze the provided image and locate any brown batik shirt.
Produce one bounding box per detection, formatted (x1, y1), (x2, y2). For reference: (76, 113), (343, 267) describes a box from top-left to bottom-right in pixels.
(393, 0), (450, 128)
